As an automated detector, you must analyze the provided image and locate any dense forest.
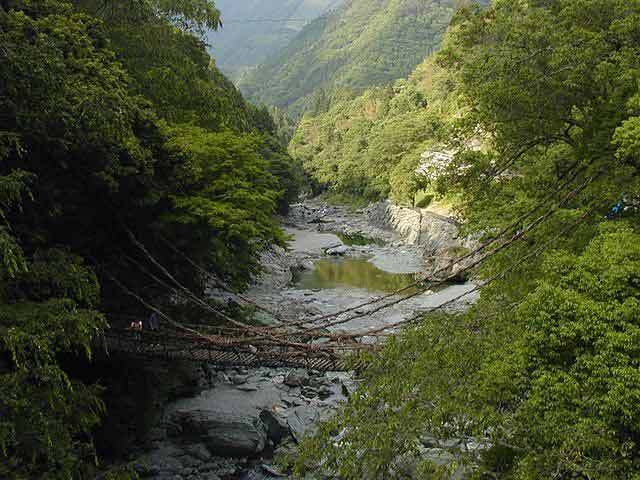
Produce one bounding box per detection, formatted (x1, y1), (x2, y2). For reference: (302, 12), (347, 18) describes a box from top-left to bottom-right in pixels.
(3, 0), (640, 479)
(0, 0), (301, 477)
(207, 0), (344, 80)
(289, 55), (457, 204)
(286, 0), (640, 478)
(238, 0), (483, 114)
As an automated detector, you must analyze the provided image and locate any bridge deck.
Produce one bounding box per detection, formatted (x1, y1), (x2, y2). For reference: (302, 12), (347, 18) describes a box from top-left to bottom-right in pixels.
(100, 329), (358, 372)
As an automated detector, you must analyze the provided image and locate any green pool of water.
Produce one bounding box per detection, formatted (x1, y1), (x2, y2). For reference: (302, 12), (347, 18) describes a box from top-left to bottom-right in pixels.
(294, 257), (420, 293)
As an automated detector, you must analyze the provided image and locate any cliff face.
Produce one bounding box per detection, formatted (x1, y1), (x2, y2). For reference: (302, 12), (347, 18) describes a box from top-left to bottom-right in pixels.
(368, 201), (478, 279)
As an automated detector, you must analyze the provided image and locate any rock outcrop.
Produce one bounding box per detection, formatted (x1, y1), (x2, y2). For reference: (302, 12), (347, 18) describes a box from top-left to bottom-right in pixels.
(368, 201), (477, 279)
(134, 366), (359, 479)
(167, 409), (268, 457)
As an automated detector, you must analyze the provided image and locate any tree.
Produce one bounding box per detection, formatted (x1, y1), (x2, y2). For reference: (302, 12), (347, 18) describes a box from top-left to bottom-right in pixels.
(162, 126), (286, 286)
(291, 223), (640, 479)
(0, 0), (301, 475)
(475, 223), (640, 478)
(0, 171), (107, 479)
(287, 1), (640, 478)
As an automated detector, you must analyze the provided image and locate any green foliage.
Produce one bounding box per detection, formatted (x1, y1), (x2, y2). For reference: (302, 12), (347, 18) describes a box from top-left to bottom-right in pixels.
(291, 0), (640, 478)
(1, 0), (299, 291)
(0, 171), (107, 478)
(478, 224), (640, 478)
(0, 0), (302, 476)
(290, 59), (454, 202)
(238, 0), (485, 114)
(435, 0), (640, 211)
(76, 0), (255, 132)
(293, 225), (640, 479)
(76, 0), (222, 35)
(290, 309), (482, 479)
(163, 125), (285, 284)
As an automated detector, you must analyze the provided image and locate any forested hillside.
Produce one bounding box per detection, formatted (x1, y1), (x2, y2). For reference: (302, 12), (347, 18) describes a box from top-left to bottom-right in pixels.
(289, 55), (458, 203)
(238, 0), (482, 113)
(207, 0), (344, 80)
(286, 0), (640, 478)
(0, 0), (300, 477)
(4, 0), (640, 478)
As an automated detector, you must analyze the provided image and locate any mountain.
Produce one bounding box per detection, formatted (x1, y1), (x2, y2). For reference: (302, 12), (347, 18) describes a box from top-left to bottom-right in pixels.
(207, 0), (344, 80)
(237, 0), (475, 113)
(289, 54), (458, 202)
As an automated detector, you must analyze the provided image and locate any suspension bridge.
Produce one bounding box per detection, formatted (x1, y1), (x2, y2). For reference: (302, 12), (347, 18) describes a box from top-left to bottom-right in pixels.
(101, 170), (603, 372)
(102, 327), (363, 371)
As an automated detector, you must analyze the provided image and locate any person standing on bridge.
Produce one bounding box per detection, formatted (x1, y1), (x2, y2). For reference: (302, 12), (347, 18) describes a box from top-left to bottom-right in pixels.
(144, 312), (160, 331)
(149, 312), (160, 330)
(129, 320), (143, 341)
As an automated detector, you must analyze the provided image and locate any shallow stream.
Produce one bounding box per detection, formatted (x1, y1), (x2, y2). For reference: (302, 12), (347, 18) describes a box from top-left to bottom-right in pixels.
(135, 202), (479, 480)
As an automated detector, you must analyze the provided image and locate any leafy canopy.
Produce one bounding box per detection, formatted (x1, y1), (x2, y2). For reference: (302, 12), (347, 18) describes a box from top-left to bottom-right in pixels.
(289, 0), (640, 478)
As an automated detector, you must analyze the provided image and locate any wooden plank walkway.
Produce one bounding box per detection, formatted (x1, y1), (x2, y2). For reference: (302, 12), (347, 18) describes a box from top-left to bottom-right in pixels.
(100, 329), (356, 372)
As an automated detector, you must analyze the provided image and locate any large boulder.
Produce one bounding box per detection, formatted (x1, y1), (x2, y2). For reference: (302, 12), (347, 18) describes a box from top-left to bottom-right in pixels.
(259, 409), (290, 445)
(284, 369), (309, 387)
(287, 405), (320, 443)
(168, 409), (267, 457)
(326, 245), (349, 256)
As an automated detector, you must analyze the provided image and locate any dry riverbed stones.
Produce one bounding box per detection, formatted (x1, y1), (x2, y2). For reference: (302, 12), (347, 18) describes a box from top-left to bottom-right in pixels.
(134, 367), (357, 479)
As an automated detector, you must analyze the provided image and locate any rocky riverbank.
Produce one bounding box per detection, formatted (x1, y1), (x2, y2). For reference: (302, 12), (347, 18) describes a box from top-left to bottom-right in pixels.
(247, 201), (478, 337)
(130, 366), (357, 480)
(287, 200), (478, 279)
(128, 200), (479, 479)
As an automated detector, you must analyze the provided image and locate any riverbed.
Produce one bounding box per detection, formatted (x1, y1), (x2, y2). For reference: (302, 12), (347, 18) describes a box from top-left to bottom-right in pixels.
(132, 200), (479, 480)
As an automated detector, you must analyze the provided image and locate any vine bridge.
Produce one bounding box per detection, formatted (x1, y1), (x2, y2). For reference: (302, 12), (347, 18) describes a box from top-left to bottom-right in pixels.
(102, 327), (364, 372)
(103, 177), (601, 372)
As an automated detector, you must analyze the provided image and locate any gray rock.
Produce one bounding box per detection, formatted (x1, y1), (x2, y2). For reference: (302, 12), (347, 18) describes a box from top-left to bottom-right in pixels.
(146, 444), (185, 473)
(282, 396), (306, 407)
(181, 466), (197, 475)
(184, 443), (212, 462)
(231, 374), (248, 385)
(241, 464), (287, 479)
(287, 406), (320, 443)
(199, 461), (227, 473)
(168, 409), (267, 457)
(198, 473), (222, 480)
(317, 386), (333, 400)
(165, 420), (183, 437)
(259, 409), (290, 445)
(301, 260), (315, 270)
(284, 369), (309, 387)
(309, 376), (330, 388)
(236, 384), (259, 392)
(301, 386), (318, 398)
(326, 245), (349, 256)
(180, 455), (200, 468)
(275, 382), (291, 392)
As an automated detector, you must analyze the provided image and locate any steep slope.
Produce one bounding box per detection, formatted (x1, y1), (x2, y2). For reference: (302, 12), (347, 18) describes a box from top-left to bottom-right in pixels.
(237, 0), (472, 113)
(207, 0), (344, 80)
(289, 55), (458, 202)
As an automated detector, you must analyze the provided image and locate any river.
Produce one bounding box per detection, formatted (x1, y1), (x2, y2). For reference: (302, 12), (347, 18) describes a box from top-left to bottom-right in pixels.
(130, 200), (479, 480)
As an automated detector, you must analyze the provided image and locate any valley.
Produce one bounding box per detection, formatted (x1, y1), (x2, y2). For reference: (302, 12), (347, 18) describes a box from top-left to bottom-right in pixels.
(2, 1), (639, 479)
(129, 199), (478, 479)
